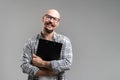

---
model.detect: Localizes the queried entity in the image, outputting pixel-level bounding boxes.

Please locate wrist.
[42,60,51,69]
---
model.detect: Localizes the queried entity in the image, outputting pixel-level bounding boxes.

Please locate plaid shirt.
[21,32,73,80]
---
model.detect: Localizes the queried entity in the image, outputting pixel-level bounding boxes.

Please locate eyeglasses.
[45,14,60,22]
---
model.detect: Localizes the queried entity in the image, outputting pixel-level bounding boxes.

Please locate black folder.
[36,39,63,61]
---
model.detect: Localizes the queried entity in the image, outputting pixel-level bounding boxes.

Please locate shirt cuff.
[33,67,40,76]
[50,60,60,74]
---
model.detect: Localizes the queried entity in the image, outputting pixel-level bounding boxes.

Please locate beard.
[44,27,54,33]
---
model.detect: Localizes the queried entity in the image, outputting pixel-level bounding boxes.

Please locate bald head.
[46,9,60,19]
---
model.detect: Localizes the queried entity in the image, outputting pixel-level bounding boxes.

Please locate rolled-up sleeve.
[21,39,39,77]
[50,37,73,73]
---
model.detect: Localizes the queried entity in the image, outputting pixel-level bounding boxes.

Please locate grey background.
[0,0,120,80]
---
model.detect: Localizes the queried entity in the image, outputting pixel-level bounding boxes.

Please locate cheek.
[43,20,48,24]
[43,18,46,22]
[53,23,57,27]
[42,17,47,23]
[55,22,59,26]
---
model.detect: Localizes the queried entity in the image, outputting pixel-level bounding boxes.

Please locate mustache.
[45,22,55,27]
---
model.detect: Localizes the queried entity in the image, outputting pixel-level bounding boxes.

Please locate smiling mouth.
[46,22,55,27]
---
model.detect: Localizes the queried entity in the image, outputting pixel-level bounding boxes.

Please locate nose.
[49,18,54,22]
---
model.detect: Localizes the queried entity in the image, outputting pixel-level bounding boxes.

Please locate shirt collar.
[37,32,57,41]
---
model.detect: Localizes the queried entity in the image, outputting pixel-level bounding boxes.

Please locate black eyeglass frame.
[44,14,60,22]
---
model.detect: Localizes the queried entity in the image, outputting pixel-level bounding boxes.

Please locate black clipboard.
[36,39,63,61]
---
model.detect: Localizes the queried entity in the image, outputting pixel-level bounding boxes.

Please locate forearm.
[21,62,39,76]
[40,54,72,74]
[41,60,52,70]
[50,58,72,73]
[35,69,56,77]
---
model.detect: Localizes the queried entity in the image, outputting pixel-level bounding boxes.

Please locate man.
[21,9,73,80]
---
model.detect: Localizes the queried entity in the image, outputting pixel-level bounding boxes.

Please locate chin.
[44,27,54,33]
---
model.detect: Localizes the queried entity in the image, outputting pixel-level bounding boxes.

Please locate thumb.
[32,54,37,58]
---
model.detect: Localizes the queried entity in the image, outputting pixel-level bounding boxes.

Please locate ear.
[42,15,45,22]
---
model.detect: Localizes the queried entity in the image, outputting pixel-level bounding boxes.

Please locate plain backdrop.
[0,0,120,80]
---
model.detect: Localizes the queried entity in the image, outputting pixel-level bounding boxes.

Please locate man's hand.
[32,54,52,69]
[32,54,56,77]
[32,54,44,67]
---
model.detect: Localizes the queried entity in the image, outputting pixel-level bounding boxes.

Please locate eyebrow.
[45,14,60,19]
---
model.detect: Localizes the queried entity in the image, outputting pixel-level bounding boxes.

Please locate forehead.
[46,10,60,19]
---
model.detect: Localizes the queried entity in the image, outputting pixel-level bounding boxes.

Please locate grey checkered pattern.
[21,32,73,80]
